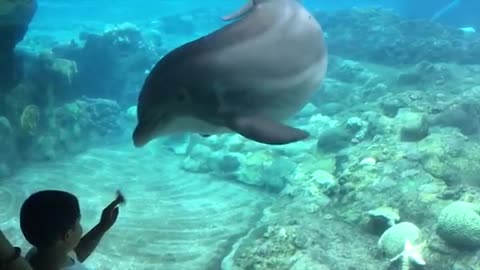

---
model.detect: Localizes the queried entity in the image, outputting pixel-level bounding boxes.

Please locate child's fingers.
[105,199,121,212]
[112,207,119,218]
[105,191,125,210]
[115,190,126,204]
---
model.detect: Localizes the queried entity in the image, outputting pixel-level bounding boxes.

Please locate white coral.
[389,240,426,270]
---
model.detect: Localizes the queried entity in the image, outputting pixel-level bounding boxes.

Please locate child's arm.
[74,224,105,262]
[75,191,125,262]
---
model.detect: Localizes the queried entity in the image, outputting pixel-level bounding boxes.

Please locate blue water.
[33,0,373,19]
[2,0,480,269]
[24,0,480,52]
[31,0,480,27]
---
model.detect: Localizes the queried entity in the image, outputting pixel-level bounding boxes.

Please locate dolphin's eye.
[177,92,187,103]
[177,88,190,103]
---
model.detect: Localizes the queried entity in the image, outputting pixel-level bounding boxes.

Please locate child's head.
[20,190,83,251]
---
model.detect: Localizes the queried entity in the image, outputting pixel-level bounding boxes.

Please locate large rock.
[0,0,37,52]
[0,116,19,177]
[0,0,37,88]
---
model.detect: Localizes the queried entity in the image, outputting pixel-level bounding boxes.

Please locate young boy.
[19,190,125,270]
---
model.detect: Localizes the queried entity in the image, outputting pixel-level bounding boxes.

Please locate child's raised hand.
[98,190,125,232]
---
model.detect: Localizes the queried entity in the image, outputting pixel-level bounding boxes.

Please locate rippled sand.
[0,143,272,270]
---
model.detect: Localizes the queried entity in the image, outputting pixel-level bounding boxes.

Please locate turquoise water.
[2,1,480,269]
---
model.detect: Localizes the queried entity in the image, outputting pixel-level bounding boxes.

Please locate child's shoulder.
[63,251,90,270]
[26,248,89,270]
[25,247,37,262]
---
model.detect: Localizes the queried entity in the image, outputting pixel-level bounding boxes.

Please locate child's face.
[63,218,83,251]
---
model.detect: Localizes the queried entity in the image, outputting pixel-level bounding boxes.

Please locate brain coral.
[436,201,480,249]
[20,104,40,135]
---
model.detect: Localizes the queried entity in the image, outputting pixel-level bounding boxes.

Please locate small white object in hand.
[389,240,426,270]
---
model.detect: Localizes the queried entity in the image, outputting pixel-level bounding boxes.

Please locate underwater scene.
[1,0,480,269]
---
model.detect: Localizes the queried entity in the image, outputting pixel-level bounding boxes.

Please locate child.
[19,190,125,270]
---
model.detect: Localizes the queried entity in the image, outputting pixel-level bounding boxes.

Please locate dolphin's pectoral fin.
[226,115,309,145]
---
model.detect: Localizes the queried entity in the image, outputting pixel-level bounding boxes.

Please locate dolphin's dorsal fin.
[221,0,255,21]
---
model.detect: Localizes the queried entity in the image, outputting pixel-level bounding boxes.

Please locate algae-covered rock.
[0,116,18,177]
[311,170,337,193]
[429,105,478,135]
[26,135,57,160]
[316,126,352,153]
[223,224,298,270]
[0,116,13,138]
[52,23,154,104]
[397,111,429,142]
[379,97,406,118]
[417,131,480,186]
[33,52,78,102]
[22,97,124,161]
[436,201,480,249]
[20,104,40,136]
[289,255,330,270]
[346,116,369,142]
[4,82,37,125]
[328,59,376,84]
[236,152,295,191]
[181,144,214,173]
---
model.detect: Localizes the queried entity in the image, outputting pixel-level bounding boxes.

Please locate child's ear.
[63,229,74,241]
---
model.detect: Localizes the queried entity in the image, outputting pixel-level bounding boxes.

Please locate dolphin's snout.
[132,112,171,148]
[132,124,150,148]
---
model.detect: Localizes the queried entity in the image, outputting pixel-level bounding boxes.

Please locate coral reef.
[0,20,158,176]
[20,104,40,136]
[51,23,158,105]
[315,8,480,65]
[436,201,480,249]
[23,97,125,160]
[31,51,79,104]
[183,12,480,267]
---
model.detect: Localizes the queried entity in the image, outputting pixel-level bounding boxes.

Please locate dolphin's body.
[133,0,328,147]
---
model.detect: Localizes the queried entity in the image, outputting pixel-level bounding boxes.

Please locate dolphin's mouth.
[155,112,170,123]
[132,112,171,147]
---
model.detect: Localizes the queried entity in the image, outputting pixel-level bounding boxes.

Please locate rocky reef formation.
[0,0,37,88]
[315,8,480,66]
[0,22,158,177]
[0,0,36,51]
[167,28,480,269]
[52,23,159,105]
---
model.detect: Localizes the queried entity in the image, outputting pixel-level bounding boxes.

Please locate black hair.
[20,190,81,248]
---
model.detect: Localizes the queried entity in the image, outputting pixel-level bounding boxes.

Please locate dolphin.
[132,0,328,148]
